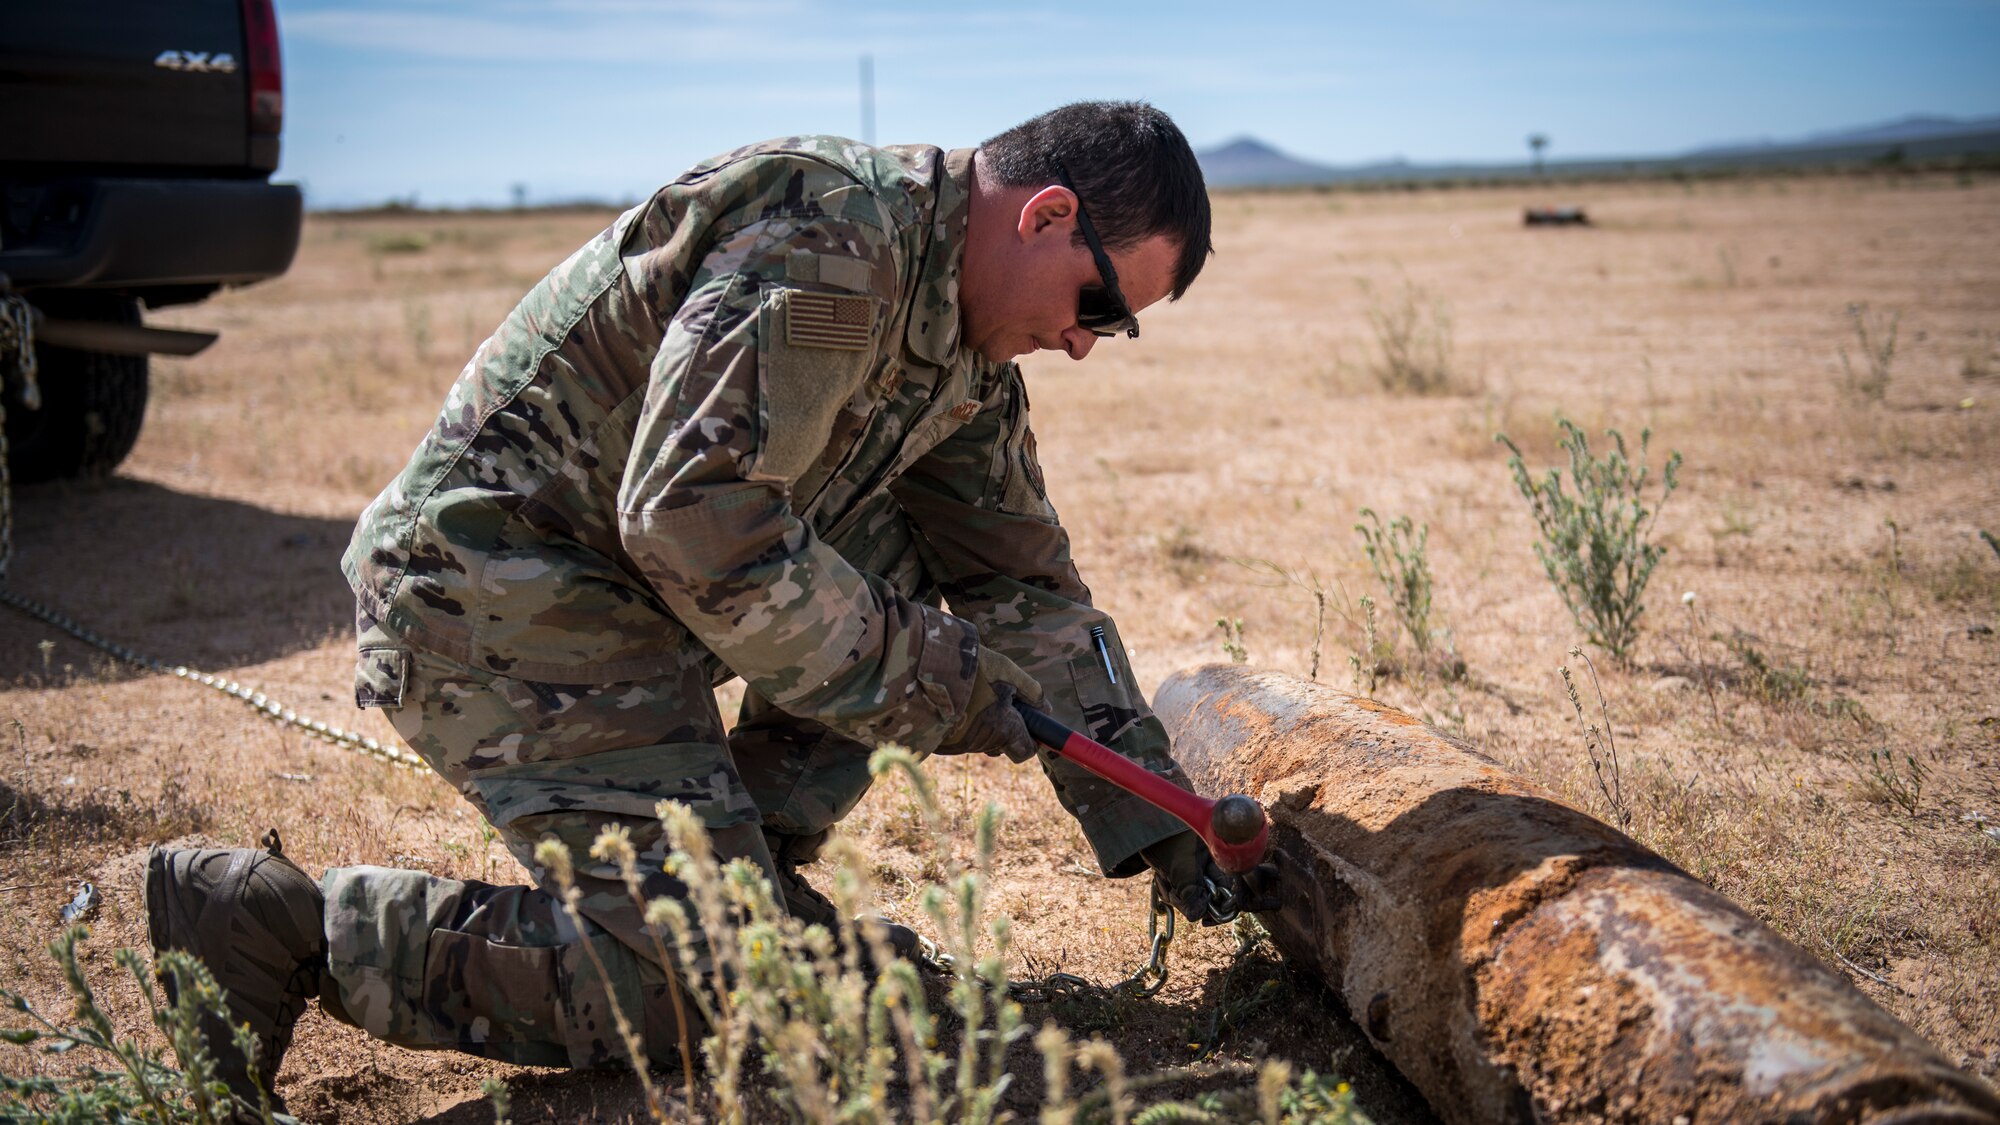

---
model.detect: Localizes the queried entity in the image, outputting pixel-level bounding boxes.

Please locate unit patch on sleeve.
[787,291,874,350]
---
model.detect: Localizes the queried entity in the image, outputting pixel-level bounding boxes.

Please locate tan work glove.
[934,647,1046,762]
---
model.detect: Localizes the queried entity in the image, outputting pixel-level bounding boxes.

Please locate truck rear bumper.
[0,178,301,290]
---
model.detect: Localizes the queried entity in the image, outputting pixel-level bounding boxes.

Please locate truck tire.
[5,294,150,483]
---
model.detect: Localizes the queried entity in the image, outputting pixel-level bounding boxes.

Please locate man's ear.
[1016,184,1078,242]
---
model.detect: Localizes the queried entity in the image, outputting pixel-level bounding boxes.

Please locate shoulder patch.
[788,292,873,350]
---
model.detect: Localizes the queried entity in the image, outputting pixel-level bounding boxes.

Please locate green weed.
[1720,632,1873,727]
[1722,632,1812,705]
[1856,748,1927,817]
[1354,509,1440,661]
[1216,618,1249,665]
[1,927,277,1124]
[1498,419,1682,662]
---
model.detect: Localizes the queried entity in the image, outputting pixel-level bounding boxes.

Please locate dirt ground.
[2,170,1996,1122]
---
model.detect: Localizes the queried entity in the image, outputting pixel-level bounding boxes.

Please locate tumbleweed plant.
[1362,277,1455,395]
[1498,419,1682,662]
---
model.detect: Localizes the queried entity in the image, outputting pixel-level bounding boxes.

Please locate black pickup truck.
[1,0,301,481]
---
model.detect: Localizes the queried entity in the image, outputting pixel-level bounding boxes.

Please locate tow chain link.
[1,290,1177,989]
[0,293,33,579]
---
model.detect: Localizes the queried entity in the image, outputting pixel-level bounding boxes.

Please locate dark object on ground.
[1,0,301,480]
[1156,663,2000,1125]
[1524,206,1590,226]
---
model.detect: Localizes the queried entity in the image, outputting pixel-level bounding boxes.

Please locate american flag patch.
[787,291,873,351]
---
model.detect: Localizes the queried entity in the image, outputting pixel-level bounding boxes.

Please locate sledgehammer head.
[1212,794,1265,845]
[1207,793,1271,874]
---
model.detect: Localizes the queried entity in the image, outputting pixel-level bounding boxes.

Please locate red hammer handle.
[1013,702,1270,874]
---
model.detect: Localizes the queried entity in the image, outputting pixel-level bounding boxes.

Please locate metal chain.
[918,881,1176,1003]
[0,294,425,771]
[0,582,426,769]
[0,293,34,585]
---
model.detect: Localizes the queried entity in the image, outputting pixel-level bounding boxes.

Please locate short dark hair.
[979,101,1212,301]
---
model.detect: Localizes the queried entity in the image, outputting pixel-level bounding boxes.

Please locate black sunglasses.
[1052,158,1139,339]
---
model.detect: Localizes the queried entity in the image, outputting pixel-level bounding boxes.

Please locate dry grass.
[3,172,1998,1120]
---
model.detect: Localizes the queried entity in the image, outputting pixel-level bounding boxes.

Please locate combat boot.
[764,828,920,966]
[144,829,327,1120]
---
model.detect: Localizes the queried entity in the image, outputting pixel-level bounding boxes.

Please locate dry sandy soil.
[3,171,1997,1122]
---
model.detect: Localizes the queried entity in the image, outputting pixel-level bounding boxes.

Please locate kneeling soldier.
[146,100,1273,1112]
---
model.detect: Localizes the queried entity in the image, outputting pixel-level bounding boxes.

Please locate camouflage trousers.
[322,625,893,1069]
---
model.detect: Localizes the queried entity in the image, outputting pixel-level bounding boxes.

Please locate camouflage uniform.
[330,138,1191,1067]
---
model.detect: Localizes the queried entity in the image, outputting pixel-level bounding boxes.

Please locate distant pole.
[860,53,876,146]
[1528,133,1549,176]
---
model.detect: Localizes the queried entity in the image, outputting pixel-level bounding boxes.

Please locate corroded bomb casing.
[1155,664,1998,1125]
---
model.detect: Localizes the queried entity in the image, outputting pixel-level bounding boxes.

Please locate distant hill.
[1198,113,2000,188]
[1689,113,2000,156]
[1196,137,1339,188]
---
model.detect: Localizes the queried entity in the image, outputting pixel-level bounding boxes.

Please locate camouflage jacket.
[344,138,1189,873]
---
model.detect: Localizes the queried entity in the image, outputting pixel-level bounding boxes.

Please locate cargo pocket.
[419,930,571,1068]
[1064,620,1142,746]
[355,646,410,710]
[555,932,664,1069]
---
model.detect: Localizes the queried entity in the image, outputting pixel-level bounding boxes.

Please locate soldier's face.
[961,185,1179,365]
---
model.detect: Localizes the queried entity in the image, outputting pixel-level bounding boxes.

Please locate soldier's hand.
[1139,830,1282,926]
[934,648,1046,763]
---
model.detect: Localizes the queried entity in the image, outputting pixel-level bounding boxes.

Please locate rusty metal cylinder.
[1155,665,1998,1124]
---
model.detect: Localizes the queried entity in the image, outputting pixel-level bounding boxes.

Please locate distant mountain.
[1197,137,1341,188]
[1690,113,2000,156]
[1198,113,2000,189]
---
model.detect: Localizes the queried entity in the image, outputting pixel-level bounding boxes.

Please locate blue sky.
[278,0,2000,208]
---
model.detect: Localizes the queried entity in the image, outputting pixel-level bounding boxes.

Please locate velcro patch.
[787,292,873,350]
[818,255,873,294]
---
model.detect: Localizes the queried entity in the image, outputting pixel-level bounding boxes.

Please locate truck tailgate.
[1,0,253,172]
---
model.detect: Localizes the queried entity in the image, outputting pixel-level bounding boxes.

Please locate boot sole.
[143,846,180,1004]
